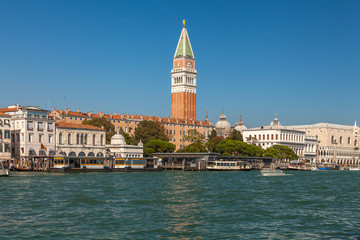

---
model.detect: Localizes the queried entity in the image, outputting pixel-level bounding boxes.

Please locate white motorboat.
[0,160,10,177]
[348,167,360,171]
[260,167,285,176]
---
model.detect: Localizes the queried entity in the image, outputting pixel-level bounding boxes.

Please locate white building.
[56,121,106,157]
[0,112,11,160]
[0,105,56,161]
[105,131,143,158]
[242,116,317,161]
[288,122,360,166]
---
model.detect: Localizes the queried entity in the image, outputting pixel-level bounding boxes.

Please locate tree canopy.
[134,120,168,145]
[230,129,243,141]
[82,117,115,144]
[145,139,175,155]
[177,142,208,153]
[272,145,298,160]
[215,139,264,157]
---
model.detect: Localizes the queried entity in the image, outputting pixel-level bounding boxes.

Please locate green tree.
[205,136,224,152]
[264,147,280,158]
[183,129,205,144]
[83,117,115,144]
[134,120,168,145]
[230,129,243,141]
[146,139,175,154]
[177,142,208,153]
[272,145,298,160]
[215,139,264,157]
[208,129,217,141]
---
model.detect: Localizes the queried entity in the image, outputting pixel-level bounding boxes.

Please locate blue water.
[1,171,360,239]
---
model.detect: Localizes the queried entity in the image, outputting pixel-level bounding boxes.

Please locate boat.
[260,167,285,176]
[51,156,110,172]
[0,160,10,176]
[348,167,360,171]
[112,157,163,172]
[206,160,251,171]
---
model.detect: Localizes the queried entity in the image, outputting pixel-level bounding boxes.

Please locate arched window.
[80,134,84,145]
[69,151,76,156]
[78,152,85,156]
[59,133,62,145]
[59,151,66,156]
[331,136,334,143]
[97,152,104,157]
[85,134,88,145]
[348,137,351,144]
[340,136,343,144]
[271,134,274,140]
[100,135,104,146]
[88,152,95,157]
[68,133,71,145]
[275,134,278,140]
[93,134,96,146]
[258,135,261,140]
[76,134,80,145]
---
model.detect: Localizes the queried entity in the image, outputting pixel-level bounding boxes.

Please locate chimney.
[65,108,69,115]
[77,108,80,113]
[115,112,117,115]
[52,107,55,112]
[88,111,93,117]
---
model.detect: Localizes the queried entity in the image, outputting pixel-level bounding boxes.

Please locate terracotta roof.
[56,121,104,131]
[0,112,10,116]
[52,108,213,127]
[0,107,18,112]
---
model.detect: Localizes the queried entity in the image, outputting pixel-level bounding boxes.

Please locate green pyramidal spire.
[174,20,194,58]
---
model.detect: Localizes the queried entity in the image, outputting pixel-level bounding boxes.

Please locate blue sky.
[1,0,359,127]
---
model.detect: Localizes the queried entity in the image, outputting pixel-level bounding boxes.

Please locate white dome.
[111,133,126,145]
[215,113,231,137]
[235,124,247,132]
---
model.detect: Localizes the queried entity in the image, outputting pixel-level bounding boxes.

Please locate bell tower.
[171,20,197,120]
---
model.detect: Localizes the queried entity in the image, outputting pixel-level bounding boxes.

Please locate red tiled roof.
[52,108,213,127]
[0,107,18,112]
[0,112,10,116]
[56,121,104,131]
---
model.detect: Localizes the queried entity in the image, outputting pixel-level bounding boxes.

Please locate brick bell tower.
[171,20,197,120]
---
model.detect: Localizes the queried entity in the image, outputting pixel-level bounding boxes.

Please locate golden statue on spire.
[183,19,186,27]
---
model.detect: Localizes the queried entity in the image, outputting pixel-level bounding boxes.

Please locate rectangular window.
[16,134,20,143]
[0,143,2,152]
[0,130,2,139]
[4,130,10,139]
[48,123,53,132]
[49,135,53,143]
[21,133,24,142]
[174,130,176,135]
[5,143,10,153]
[27,121,34,130]
[29,134,33,142]
[39,134,43,143]
[38,122,44,131]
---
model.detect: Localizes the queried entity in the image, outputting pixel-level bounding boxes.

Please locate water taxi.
[206,160,251,171]
[112,157,163,172]
[0,160,10,176]
[260,167,285,176]
[51,156,109,172]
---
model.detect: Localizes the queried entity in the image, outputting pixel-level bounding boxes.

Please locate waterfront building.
[55,121,106,157]
[215,111,231,138]
[171,20,197,121]
[50,108,213,150]
[288,122,360,166]
[0,112,11,160]
[0,105,56,162]
[105,131,143,158]
[242,116,317,161]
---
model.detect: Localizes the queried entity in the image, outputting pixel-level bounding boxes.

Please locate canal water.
[1,171,360,239]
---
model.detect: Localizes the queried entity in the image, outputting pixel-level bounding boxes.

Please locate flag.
[41,143,47,151]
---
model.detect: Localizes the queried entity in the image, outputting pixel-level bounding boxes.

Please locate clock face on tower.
[187,62,192,68]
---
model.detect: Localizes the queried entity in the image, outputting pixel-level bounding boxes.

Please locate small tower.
[171,20,197,120]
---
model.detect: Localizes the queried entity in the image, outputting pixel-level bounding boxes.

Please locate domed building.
[234,115,247,133]
[215,111,231,138]
[106,130,143,158]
